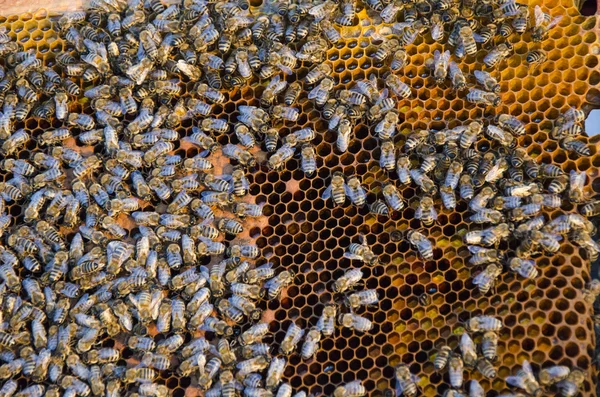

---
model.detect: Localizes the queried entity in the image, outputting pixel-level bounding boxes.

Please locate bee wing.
[198,236,216,245]
[277,64,293,76]
[307,86,321,100]
[265,75,281,90]
[473,70,487,84]
[219,174,233,182]
[433,49,441,65]
[472,269,491,286]
[534,5,545,27]
[547,14,563,28]
[392,22,411,31]
[467,245,488,254]
[395,379,405,397]
[521,360,535,379]
[343,252,364,261]
[473,32,485,43]
[237,105,255,116]
[441,50,451,64]
[322,185,333,200]
[378,88,389,103]
[505,375,527,389]
[369,31,385,42]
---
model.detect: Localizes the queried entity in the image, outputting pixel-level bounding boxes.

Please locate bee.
[196,83,226,104]
[334,118,353,153]
[322,172,347,205]
[343,176,366,207]
[429,12,445,41]
[395,365,419,397]
[527,49,547,67]
[458,332,477,368]
[385,74,412,99]
[379,183,404,212]
[283,82,302,106]
[336,311,373,334]
[447,355,464,388]
[265,356,286,389]
[344,234,379,266]
[532,5,563,42]
[196,356,221,390]
[467,88,501,106]
[426,49,450,85]
[408,230,434,260]
[375,112,399,140]
[305,64,332,84]
[264,270,294,300]
[272,105,300,122]
[309,304,337,340]
[334,380,367,397]
[222,144,257,168]
[290,325,320,361]
[448,61,467,91]
[569,170,587,203]
[279,322,304,356]
[483,43,512,68]
[268,143,295,171]
[561,136,590,157]
[237,355,271,380]
[308,78,335,107]
[261,75,287,107]
[415,196,437,226]
[295,143,318,177]
[347,289,379,309]
[556,370,585,397]
[476,358,497,379]
[375,140,397,172]
[434,346,452,371]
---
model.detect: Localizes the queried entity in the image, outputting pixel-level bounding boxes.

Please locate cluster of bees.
[371,0,563,104]
[505,361,585,397]
[432,315,502,397]
[0,0,593,393]
[326,106,597,300]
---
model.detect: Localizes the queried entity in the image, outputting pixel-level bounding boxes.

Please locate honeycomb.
[0,0,598,396]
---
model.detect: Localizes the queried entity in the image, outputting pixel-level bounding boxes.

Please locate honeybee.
[434,346,452,371]
[261,75,288,107]
[323,172,347,205]
[467,88,501,106]
[407,230,434,260]
[298,144,317,177]
[280,322,304,355]
[556,370,585,397]
[308,78,335,107]
[506,360,543,397]
[427,49,450,85]
[336,119,353,153]
[264,270,294,300]
[317,304,337,337]
[483,43,512,68]
[344,235,379,266]
[346,289,379,309]
[532,5,563,41]
[415,196,437,226]
[267,143,294,171]
[385,74,412,99]
[222,144,257,168]
[459,332,477,367]
[395,365,419,397]
[338,313,373,333]
[334,380,367,397]
[265,357,286,389]
[527,49,547,67]
[344,176,366,207]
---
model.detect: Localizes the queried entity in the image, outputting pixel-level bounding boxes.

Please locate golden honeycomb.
[0,0,598,396]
